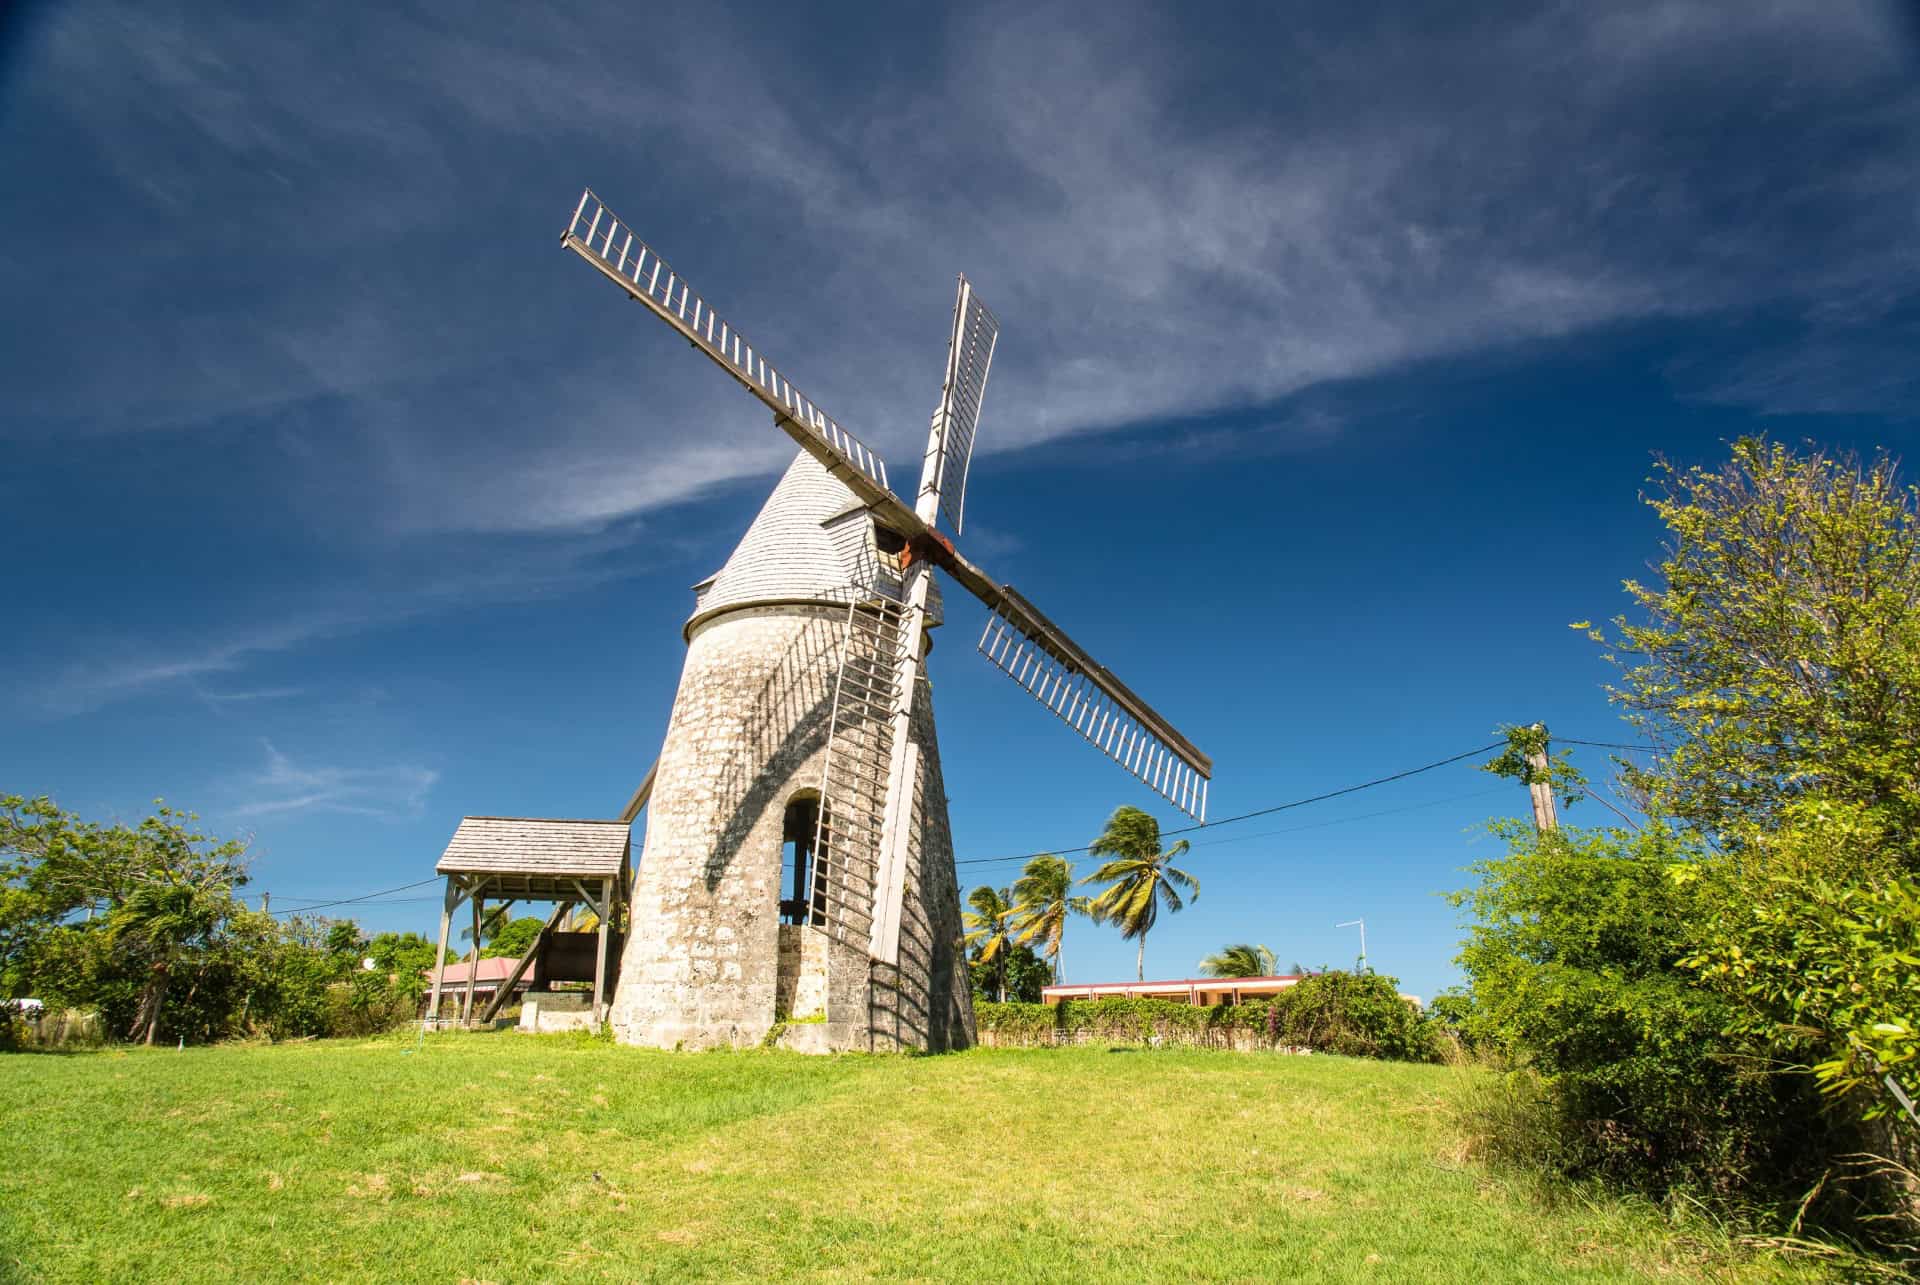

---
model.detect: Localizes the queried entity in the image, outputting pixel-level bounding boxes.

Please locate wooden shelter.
[427,817,632,1029]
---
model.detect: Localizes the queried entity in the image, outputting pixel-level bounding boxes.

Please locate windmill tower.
[561,191,1212,1052]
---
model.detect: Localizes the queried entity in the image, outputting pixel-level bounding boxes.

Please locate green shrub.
[319,974,416,1038]
[1457,825,1762,1185]
[973,984,1437,1061]
[974,997,1250,1046]
[973,1000,1055,1041]
[1452,820,1885,1229]
[1267,972,1438,1061]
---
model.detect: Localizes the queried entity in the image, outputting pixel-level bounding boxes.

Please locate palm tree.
[460,903,513,949]
[962,885,1019,1002]
[1199,943,1277,978]
[105,871,231,1045]
[1010,854,1092,984]
[1080,805,1199,982]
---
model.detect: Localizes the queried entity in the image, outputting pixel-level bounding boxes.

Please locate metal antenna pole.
[1336,918,1367,974]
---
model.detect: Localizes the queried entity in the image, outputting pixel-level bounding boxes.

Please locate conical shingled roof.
[688,450,942,636]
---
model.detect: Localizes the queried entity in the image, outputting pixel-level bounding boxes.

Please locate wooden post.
[593,876,612,1027]
[460,891,483,1028]
[426,877,462,1030]
[480,901,572,1025]
[1526,722,1559,832]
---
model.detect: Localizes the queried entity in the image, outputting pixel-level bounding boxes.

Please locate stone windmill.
[561,190,1212,1052]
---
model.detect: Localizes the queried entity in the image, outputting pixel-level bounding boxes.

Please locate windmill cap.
[685,450,942,638]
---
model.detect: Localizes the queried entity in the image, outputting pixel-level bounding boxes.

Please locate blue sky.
[4,1,1918,1000]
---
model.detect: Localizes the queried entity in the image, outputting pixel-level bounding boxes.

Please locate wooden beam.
[460,894,483,1028]
[593,876,612,1026]
[479,901,573,1025]
[570,878,609,922]
[618,760,657,825]
[425,876,464,1030]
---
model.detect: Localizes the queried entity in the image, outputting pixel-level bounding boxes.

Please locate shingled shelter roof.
[436,817,630,878]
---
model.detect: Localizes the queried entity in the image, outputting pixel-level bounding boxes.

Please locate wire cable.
[956,741,1505,867]
[1558,738,1657,753]
[251,734,1644,897]
[265,876,440,916]
[956,784,1512,868]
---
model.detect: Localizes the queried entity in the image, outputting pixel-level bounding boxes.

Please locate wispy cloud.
[14,525,659,718]
[30,613,352,719]
[194,685,306,706]
[7,0,1916,539]
[1676,316,1920,419]
[4,0,1917,723]
[227,740,437,819]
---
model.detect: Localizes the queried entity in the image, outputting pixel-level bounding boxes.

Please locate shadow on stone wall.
[701,606,844,896]
[866,679,974,1053]
[694,585,975,1053]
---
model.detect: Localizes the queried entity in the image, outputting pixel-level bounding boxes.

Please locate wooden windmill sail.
[561,189,1211,1012]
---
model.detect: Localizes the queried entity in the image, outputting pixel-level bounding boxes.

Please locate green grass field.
[0,1035,1841,1282]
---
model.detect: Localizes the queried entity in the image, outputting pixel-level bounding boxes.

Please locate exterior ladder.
[809,597,908,947]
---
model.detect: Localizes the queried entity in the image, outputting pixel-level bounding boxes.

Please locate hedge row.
[974,996,1275,1049]
[974,974,1441,1062]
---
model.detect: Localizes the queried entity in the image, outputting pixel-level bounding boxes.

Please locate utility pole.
[1336,919,1368,974]
[261,892,270,914]
[1526,722,1559,832]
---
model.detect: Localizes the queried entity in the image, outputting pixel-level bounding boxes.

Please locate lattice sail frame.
[560,185,1213,840]
[917,279,998,535]
[978,599,1209,821]
[563,190,891,495]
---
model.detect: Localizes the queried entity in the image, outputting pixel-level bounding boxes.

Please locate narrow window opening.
[780,796,824,926]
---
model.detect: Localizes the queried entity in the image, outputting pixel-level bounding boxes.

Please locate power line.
[1175,785,1511,851]
[249,733,1643,901]
[957,784,1512,869]
[265,877,440,916]
[956,741,1505,868]
[1168,742,1508,835]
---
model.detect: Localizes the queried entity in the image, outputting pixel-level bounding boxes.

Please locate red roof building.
[1042,975,1424,1008]
[1041,975,1305,1007]
[421,956,531,996]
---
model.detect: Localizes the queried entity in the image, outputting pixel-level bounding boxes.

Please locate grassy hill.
[0,1035,1841,1282]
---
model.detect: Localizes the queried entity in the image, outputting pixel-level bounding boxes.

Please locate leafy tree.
[1425,989,1475,1039]
[1010,854,1091,983]
[1450,821,1814,1199]
[324,920,367,962]
[962,886,1018,1002]
[1081,806,1198,982]
[460,902,514,949]
[1592,439,1920,858]
[1455,439,1920,1243]
[368,930,443,979]
[0,800,254,1045]
[106,865,238,1044]
[969,940,1049,1004]
[1678,798,1920,1129]
[481,915,545,960]
[2,795,175,991]
[0,796,420,1044]
[1199,943,1276,978]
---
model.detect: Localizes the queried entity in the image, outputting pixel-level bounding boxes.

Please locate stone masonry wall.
[775,924,829,1020]
[610,601,974,1052]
